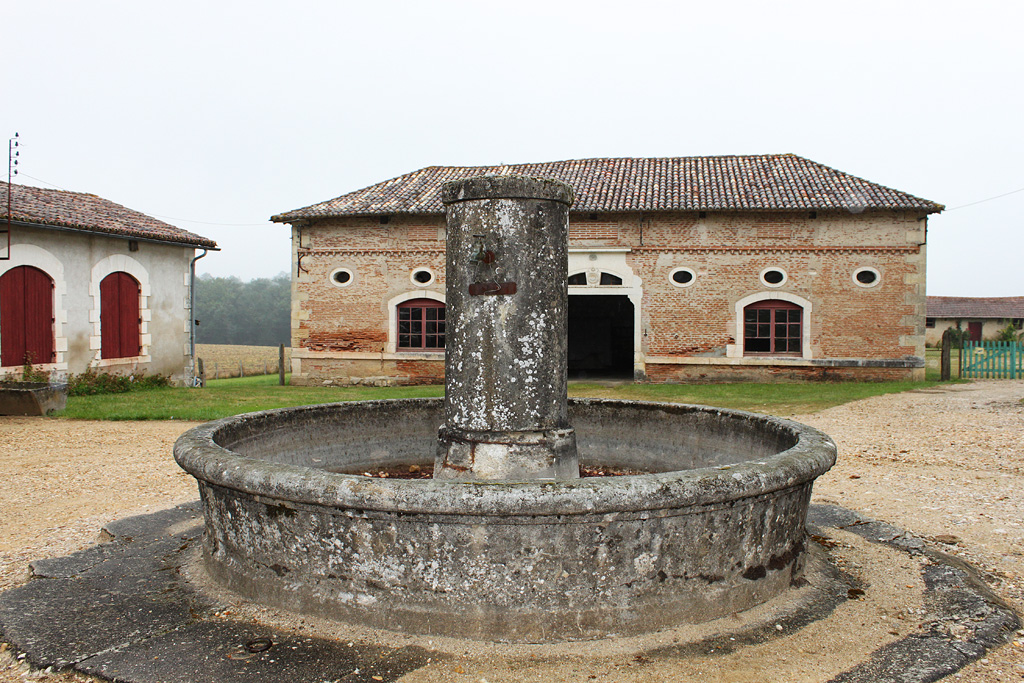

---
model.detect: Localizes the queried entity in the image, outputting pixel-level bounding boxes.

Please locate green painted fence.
[962,341,1024,379]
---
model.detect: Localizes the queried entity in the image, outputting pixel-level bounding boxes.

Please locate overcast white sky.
[4,1,1022,296]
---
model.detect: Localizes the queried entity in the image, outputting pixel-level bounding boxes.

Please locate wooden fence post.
[279,344,286,386]
[197,357,206,388]
[940,328,952,381]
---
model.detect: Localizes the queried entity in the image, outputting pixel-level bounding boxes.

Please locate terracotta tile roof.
[1,182,217,248]
[272,155,943,221]
[927,296,1024,319]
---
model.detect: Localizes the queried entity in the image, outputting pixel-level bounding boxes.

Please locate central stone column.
[434,175,579,481]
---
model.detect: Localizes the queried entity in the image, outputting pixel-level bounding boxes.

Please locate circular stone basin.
[174,398,836,643]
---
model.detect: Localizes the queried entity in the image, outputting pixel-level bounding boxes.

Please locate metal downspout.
[189,249,208,383]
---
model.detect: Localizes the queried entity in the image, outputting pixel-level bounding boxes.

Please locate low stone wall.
[195,344,292,380]
[289,356,444,386]
[290,354,925,385]
[646,360,925,383]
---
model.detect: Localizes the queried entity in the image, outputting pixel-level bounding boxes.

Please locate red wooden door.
[100,272,141,359]
[0,266,55,366]
[968,321,983,343]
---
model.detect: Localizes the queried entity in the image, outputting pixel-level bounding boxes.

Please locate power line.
[945,185,1024,211]
[21,166,1019,222]
[147,215,272,227]
[17,173,68,192]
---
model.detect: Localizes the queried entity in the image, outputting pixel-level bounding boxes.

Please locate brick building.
[272,155,942,385]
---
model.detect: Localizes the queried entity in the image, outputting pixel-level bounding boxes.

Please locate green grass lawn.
[55,374,445,421]
[53,373,950,421]
[568,379,941,416]
[924,347,962,380]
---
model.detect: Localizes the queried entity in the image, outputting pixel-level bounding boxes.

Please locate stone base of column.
[434,426,579,481]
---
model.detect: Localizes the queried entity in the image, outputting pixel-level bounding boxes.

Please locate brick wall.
[290,216,447,384]
[646,363,916,383]
[289,210,927,385]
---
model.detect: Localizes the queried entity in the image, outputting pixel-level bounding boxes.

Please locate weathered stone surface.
[0,502,206,669]
[168,174,838,644]
[0,577,196,669]
[76,621,433,683]
[0,382,67,416]
[0,502,435,683]
[808,505,1022,683]
[174,397,837,642]
[436,175,578,481]
[3,502,1017,681]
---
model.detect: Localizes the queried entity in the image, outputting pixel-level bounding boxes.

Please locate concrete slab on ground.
[0,502,1018,683]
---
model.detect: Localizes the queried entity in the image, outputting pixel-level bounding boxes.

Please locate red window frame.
[397,298,445,350]
[743,300,803,356]
[100,271,141,359]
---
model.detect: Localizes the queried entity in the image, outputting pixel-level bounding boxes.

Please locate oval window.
[760,268,787,287]
[411,268,435,286]
[853,267,880,288]
[330,267,354,288]
[669,267,696,288]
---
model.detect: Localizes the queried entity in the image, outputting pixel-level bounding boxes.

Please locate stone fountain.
[174,175,837,642]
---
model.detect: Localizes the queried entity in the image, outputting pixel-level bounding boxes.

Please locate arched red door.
[100,271,141,359]
[0,266,55,367]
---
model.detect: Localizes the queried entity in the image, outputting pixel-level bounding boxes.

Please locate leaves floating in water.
[350,463,648,479]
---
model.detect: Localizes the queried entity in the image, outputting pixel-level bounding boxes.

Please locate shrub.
[995,323,1023,343]
[0,362,50,385]
[19,361,51,384]
[66,369,170,396]
[0,364,169,395]
[943,325,971,346]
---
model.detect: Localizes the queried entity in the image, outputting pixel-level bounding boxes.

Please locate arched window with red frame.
[743,300,802,356]
[397,298,445,350]
[100,271,141,359]
[0,265,55,366]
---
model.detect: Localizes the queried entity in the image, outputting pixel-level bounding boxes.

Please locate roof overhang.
[6,220,220,250]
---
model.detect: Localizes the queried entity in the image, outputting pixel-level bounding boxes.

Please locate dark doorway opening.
[568,295,634,379]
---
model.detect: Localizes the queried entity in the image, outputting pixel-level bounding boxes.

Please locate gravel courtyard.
[1,381,1022,682]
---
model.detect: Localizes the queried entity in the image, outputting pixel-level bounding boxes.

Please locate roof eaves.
[272,155,944,219]
[10,218,219,249]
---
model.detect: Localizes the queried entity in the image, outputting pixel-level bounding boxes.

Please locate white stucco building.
[925,296,1024,345]
[1,182,217,383]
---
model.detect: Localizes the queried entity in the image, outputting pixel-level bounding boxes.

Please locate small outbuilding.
[926,296,1024,344]
[1,182,217,383]
[272,155,942,385]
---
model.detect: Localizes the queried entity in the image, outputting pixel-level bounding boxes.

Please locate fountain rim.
[173,397,836,517]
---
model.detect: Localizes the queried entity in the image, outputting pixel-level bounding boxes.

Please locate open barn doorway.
[567,294,634,380]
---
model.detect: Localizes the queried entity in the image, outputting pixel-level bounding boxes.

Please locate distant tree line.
[194,273,290,346]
